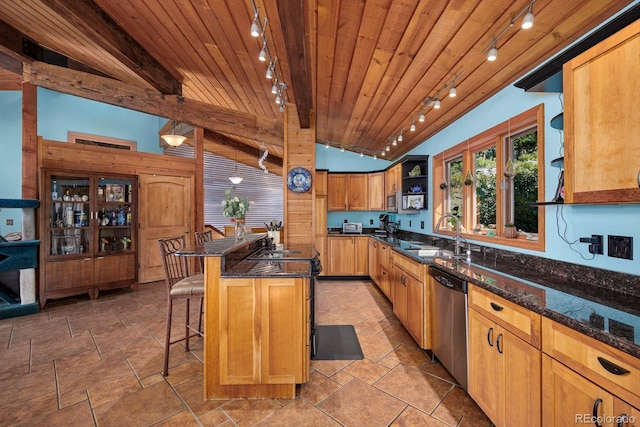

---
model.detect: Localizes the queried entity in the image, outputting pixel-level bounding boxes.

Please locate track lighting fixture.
[360,151,364,157]
[392,137,397,146]
[434,98,441,109]
[449,85,457,98]
[373,154,377,160]
[258,40,267,62]
[410,121,416,132]
[341,147,345,152]
[250,9,260,37]
[319,141,382,160]
[279,100,285,112]
[398,132,403,142]
[250,0,288,111]
[419,110,425,122]
[487,43,498,61]
[522,1,535,29]
[385,145,390,152]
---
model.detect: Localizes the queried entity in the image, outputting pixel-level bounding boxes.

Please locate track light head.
[398,133,403,142]
[449,85,457,98]
[271,81,278,94]
[258,40,267,62]
[419,111,425,122]
[488,46,498,61]
[410,122,416,132]
[423,97,436,107]
[266,65,273,79]
[251,20,260,37]
[434,98,441,109]
[522,10,534,29]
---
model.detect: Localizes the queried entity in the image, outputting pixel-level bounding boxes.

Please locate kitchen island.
[177,234,319,399]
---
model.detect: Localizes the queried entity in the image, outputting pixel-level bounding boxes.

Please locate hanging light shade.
[161,121,186,147]
[434,98,441,109]
[521,2,534,29]
[449,85,457,98]
[410,121,416,132]
[488,45,498,61]
[229,151,243,184]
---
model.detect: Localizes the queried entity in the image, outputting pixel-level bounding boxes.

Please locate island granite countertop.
[176,233,319,279]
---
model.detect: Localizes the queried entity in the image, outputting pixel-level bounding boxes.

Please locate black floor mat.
[311,325,364,360]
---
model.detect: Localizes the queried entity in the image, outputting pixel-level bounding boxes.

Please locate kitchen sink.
[405,248,456,259]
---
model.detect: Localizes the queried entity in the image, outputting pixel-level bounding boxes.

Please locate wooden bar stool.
[157,236,204,376]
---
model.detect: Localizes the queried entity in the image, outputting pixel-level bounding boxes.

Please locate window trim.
[432,104,546,251]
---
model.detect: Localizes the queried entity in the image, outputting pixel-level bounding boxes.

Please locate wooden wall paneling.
[39,138,196,177]
[283,102,315,246]
[22,82,38,199]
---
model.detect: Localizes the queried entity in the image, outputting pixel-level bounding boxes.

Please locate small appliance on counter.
[387,222,399,235]
[378,214,389,234]
[342,222,363,234]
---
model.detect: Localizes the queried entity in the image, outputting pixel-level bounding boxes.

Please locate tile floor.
[0,278,491,426]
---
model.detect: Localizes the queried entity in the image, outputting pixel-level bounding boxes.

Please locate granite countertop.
[369,235,640,359]
[176,234,318,279]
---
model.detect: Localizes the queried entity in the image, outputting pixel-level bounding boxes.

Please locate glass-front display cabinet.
[40,170,138,307]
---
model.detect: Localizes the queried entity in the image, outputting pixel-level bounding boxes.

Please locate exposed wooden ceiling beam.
[0,51,22,75]
[203,130,283,168]
[40,0,182,95]
[23,61,284,147]
[0,18,27,63]
[277,0,312,128]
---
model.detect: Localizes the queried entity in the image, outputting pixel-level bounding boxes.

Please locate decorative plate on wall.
[287,167,312,193]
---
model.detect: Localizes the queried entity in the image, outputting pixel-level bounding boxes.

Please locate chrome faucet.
[434,214,471,261]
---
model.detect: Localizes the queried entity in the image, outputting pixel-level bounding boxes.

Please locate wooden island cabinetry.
[39,170,137,307]
[467,284,541,427]
[541,318,639,426]
[564,19,640,203]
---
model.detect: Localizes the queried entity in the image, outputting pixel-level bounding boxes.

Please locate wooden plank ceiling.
[0,0,635,172]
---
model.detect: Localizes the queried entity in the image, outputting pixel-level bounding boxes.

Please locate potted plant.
[504,223,517,238]
[221,187,255,239]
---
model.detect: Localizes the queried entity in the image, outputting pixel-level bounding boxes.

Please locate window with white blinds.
[165,146,283,229]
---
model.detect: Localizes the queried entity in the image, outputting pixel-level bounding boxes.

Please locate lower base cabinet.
[218,277,307,386]
[541,318,639,427]
[326,236,368,275]
[392,253,428,348]
[467,284,541,427]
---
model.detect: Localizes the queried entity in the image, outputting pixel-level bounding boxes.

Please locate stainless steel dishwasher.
[429,265,468,390]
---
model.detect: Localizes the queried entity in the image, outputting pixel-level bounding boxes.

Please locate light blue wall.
[323,84,640,276]
[316,145,391,172]
[0,88,165,234]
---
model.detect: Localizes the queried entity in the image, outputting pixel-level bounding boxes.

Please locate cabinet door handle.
[597,356,630,376]
[593,398,603,427]
[490,302,503,311]
[400,274,406,286]
[496,333,503,354]
[617,414,628,427]
[487,327,494,347]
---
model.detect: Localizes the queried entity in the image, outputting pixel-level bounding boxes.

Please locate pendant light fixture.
[161,120,186,147]
[229,151,244,184]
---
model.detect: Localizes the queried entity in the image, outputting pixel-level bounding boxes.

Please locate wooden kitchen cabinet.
[368,172,385,211]
[218,277,306,386]
[314,172,328,275]
[541,317,640,426]
[392,253,428,348]
[467,284,541,427]
[327,173,368,211]
[40,170,138,307]
[563,20,640,203]
[385,163,401,195]
[326,236,368,275]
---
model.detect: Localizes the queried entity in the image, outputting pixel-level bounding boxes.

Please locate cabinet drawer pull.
[597,356,630,376]
[593,398,603,427]
[496,333,503,354]
[490,302,504,311]
[487,327,494,347]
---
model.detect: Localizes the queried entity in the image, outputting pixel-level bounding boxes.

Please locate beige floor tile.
[374,364,454,414]
[0,390,58,426]
[153,409,200,426]
[220,398,283,426]
[299,370,342,405]
[0,362,56,408]
[390,405,451,426]
[341,357,390,384]
[256,398,341,426]
[31,330,96,367]
[93,381,185,426]
[433,386,491,425]
[87,373,142,407]
[317,378,406,427]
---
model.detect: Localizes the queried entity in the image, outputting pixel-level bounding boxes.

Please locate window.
[433,104,545,251]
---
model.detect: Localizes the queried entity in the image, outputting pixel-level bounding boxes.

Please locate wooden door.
[354,236,369,275]
[542,355,615,426]
[467,308,500,424]
[405,271,424,346]
[326,237,354,275]
[502,329,541,427]
[347,174,368,210]
[368,172,385,210]
[327,174,347,210]
[138,174,193,283]
[393,267,408,325]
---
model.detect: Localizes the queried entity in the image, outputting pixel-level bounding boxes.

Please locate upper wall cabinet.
[327,173,368,211]
[564,20,640,204]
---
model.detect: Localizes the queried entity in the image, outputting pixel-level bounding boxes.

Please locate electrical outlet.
[608,235,633,260]
[6,219,13,226]
[409,220,412,227]
[369,219,373,225]
[420,220,424,229]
